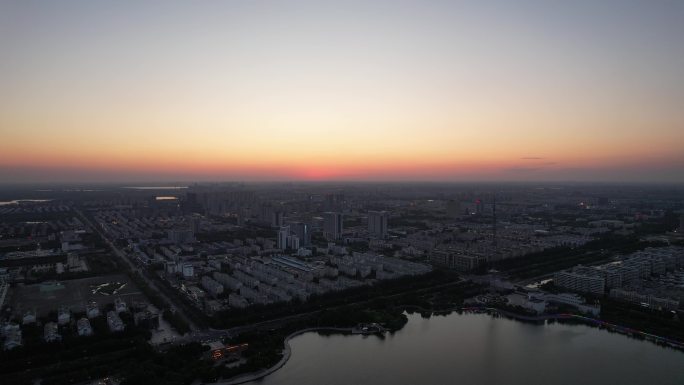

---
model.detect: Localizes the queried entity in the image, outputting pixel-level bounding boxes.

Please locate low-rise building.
[3,329,22,350]
[201,276,224,297]
[134,310,160,329]
[543,293,601,316]
[58,306,71,325]
[114,298,127,313]
[86,301,100,319]
[609,289,680,311]
[107,311,125,332]
[44,322,61,342]
[213,272,243,291]
[77,318,93,336]
[554,267,605,295]
[228,293,248,308]
[22,310,36,325]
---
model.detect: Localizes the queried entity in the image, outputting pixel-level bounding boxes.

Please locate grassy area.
[599,299,684,342]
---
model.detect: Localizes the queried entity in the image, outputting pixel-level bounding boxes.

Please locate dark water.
[250,312,684,385]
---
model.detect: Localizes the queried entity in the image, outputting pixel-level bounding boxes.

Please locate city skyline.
[3,2,684,384]
[2,1,684,183]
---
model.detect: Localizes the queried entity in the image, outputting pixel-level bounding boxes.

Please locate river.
[247,312,684,385]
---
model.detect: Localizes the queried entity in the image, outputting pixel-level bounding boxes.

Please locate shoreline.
[214,306,684,384]
[461,306,684,351]
[215,327,353,385]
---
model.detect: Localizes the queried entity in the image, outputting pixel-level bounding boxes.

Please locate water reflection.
[249,312,684,385]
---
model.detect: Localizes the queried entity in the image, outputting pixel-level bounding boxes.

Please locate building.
[290,222,311,246]
[506,292,546,314]
[213,272,243,291]
[554,267,606,295]
[58,306,71,325]
[201,276,224,297]
[134,310,160,329]
[277,226,290,250]
[453,254,486,272]
[86,301,100,319]
[368,211,389,239]
[609,289,680,311]
[115,297,127,313]
[44,322,61,342]
[77,318,93,336]
[206,341,249,360]
[593,265,623,289]
[107,311,125,332]
[22,310,36,325]
[287,235,300,250]
[3,329,22,350]
[228,293,248,308]
[323,212,343,241]
[2,323,22,350]
[430,250,485,272]
[182,263,194,278]
[168,229,195,244]
[543,293,601,316]
[207,341,227,360]
[272,211,284,227]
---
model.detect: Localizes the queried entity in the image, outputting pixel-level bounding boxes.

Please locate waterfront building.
[554,267,606,295]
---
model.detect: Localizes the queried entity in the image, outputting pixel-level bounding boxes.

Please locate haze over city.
[2,2,684,385]
[2,0,684,183]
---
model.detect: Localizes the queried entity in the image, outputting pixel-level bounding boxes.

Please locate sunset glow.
[1,1,683,183]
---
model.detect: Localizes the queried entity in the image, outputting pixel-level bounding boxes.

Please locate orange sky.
[1,1,683,183]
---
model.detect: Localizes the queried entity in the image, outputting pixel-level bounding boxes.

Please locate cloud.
[503,167,543,173]
[520,157,544,160]
[504,160,558,173]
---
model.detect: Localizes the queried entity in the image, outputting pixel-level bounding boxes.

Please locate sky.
[1,0,683,183]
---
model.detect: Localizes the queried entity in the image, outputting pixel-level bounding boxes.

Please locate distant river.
[122,186,187,190]
[0,199,52,205]
[249,312,684,385]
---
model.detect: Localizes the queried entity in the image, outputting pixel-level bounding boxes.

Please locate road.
[75,207,200,332]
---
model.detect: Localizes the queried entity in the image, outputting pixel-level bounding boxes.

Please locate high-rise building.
[290,222,311,246]
[323,212,343,241]
[277,226,290,250]
[287,235,300,250]
[272,211,284,227]
[189,215,202,233]
[368,210,389,239]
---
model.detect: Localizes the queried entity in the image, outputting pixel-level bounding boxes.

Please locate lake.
[248,312,684,385]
